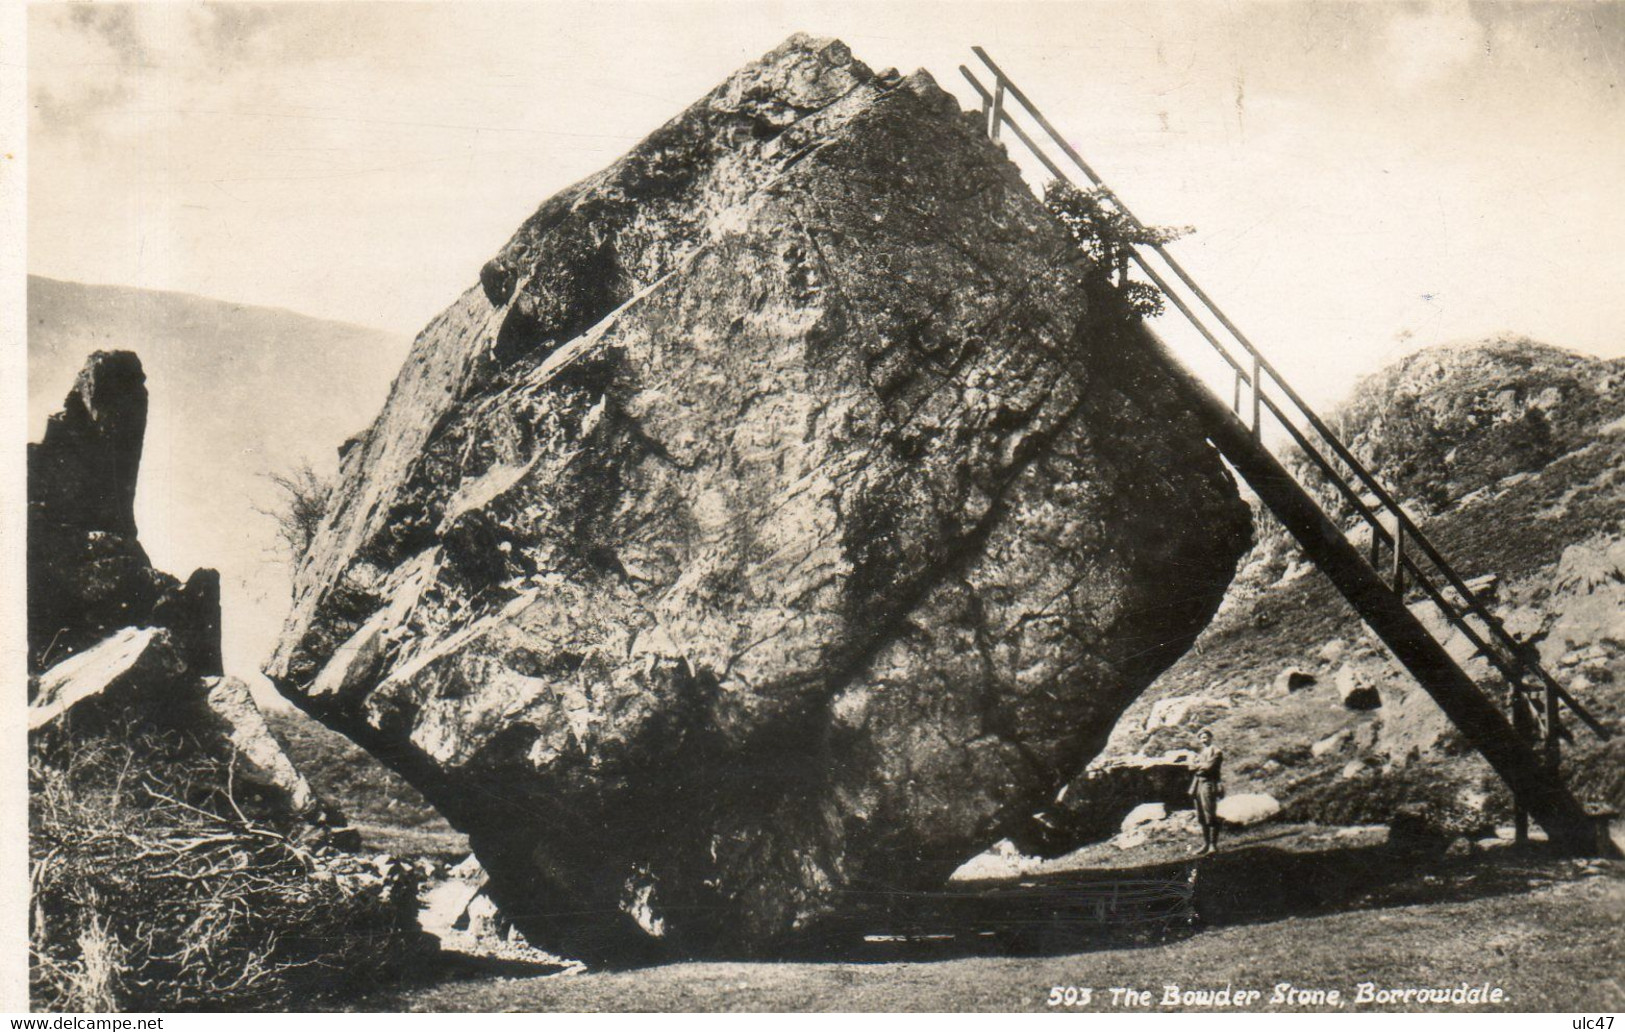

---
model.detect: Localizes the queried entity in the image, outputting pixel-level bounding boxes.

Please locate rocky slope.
[266,34,1252,961]
[1087,337,1625,843]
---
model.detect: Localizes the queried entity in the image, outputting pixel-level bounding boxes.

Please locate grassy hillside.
[265,708,467,859]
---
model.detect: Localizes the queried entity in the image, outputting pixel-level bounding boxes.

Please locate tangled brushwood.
[30,730,427,1011]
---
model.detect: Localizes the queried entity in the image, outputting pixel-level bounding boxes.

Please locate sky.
[26,1,1625,406]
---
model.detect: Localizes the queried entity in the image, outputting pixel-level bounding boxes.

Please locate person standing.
[1188,728,1224,855]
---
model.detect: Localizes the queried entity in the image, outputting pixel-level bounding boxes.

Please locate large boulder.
[267,34,1252,961]
[1032,754,1198,854]
[29,627,189,734]
[1548,534,1625,651]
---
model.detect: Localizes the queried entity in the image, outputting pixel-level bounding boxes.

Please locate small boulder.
[1311,728,1352,758]
[1389,801,1495,845]
[1577,661,1612,684]
[1272,667,1317,696]
[1340,759,1370,780]
[151,569,224,677]
[1216,793,1280,826]
[1351,719,1382,752]
[1145,696,1209,730]
[1336,664,1382,710]
[1462,573,1499,604]
[949,839,1032,882]
[1549,535,1625,648]
[1121,802,1167,832]
[1315,638,1348,664]
[1114,828,1150,851]
[458,890,513,942]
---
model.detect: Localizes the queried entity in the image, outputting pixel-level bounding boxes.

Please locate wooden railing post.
[1546,685,1563,773]
[1250,353,1262,439]
[1511,686,1533,844]
[1391,519,1405,595]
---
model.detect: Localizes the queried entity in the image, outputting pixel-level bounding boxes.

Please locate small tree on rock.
[1044,179,1192,319]
[258,461,331,565]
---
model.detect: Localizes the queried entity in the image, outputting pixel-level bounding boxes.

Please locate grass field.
[265,708,469,857]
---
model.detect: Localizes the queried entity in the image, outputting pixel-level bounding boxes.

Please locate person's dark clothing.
[1189,745,1224,854]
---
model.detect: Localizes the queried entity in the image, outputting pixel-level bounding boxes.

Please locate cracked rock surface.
[266,33,1251,961]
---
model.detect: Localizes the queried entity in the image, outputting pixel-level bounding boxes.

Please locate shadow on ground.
[777,831,1593,963]
[383,826,1604,992]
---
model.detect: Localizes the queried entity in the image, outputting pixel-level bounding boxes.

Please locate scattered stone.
[1216,793,1280,826]
[1121,802,1167,832]
[1340,759,1369,780]
[1315,638,1348,663]
[1336,664,1382,710]
[1311,728,1352,758]
[1272,667,1317,696]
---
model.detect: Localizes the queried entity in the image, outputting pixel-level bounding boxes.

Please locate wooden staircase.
[961,48,1613,855]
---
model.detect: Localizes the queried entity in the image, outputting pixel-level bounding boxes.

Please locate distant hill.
[28,276,413,697]
[1313,335,1624,515]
